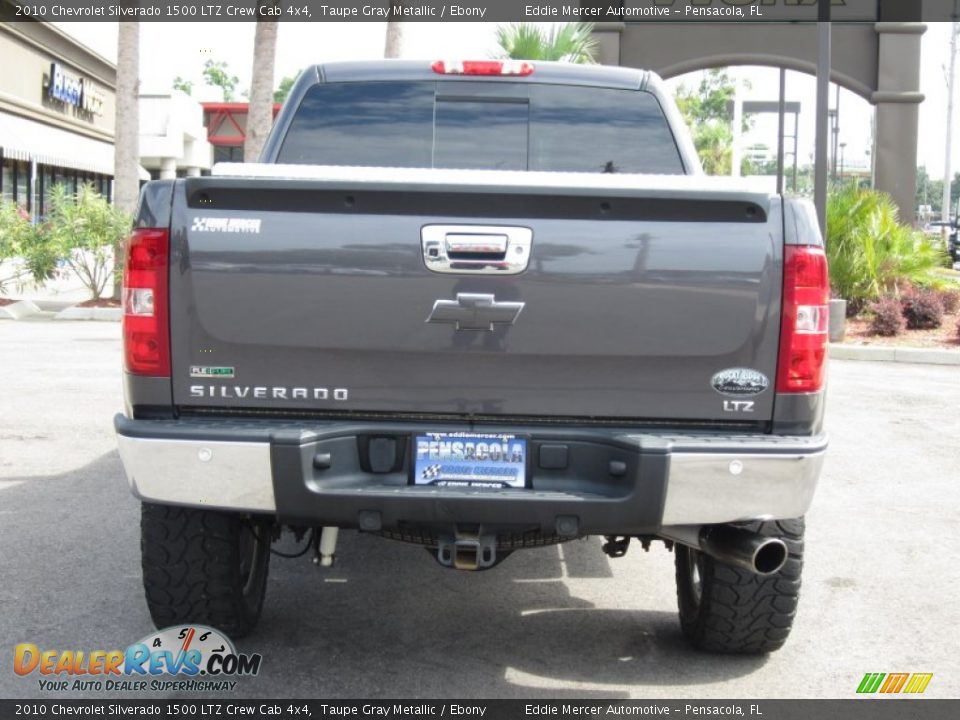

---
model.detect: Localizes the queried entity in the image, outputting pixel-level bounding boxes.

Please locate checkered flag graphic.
[421,464,443,481]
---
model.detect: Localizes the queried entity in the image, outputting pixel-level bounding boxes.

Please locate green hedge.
[826,185,945,314]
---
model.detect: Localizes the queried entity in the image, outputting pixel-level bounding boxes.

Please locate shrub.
[901,289,944,330]
[45,184,132,300]
[826,186,946,309]
[939,288,960,314]
[956,313,960,341]
[869,297,906,336]
[0,200,57,294]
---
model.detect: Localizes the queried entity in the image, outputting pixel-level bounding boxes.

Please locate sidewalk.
[830,343,960,366]
[1,264,119,320]
[2,259,92,303]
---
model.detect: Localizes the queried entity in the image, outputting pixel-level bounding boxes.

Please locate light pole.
[828,108,838,182]
[831,84,841,182]
[839,142,847,182]
[943,22,959,230]
[814,0,832,235]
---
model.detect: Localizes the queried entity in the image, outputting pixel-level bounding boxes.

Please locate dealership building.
[141,88,213,180]
[0,18,119,218]
[0,11,215,216]
[202,102,282,164]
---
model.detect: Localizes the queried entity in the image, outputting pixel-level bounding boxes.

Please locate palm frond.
[826,185,947,309]
[495,22,597,64]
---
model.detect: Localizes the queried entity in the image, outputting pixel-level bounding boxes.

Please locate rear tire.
[141,502,271,638]
[674,518,804,654]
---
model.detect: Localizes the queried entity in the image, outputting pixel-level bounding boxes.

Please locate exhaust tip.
[666,525,791,576]
[753,539,788,575]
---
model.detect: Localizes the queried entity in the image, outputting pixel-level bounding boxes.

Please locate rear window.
[277,81,685,174]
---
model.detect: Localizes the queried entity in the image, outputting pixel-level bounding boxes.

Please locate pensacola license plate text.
[414,432,526,489]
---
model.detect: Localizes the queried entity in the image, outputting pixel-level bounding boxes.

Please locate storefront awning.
[0,112,150,180]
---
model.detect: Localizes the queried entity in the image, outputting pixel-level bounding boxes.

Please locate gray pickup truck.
[115,60,828,654]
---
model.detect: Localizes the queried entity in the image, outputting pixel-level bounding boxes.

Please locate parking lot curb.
[0,300,43,320]
[831,343,960,365]
[53,307,122,322]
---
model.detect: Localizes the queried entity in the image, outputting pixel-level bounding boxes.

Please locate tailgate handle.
[446,234,508,256]
[422,225,532,275]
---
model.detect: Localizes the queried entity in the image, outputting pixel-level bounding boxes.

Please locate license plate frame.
[412,432,528,489]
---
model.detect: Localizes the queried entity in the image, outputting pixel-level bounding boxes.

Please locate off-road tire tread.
[141,503,269,638]
[675,518,804,654]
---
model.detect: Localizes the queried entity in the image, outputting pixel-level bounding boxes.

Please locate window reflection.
[278,81,684,174]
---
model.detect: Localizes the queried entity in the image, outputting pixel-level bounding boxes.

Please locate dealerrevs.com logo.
[14,625,262,693]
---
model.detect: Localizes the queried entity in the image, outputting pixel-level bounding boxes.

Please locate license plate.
[413,432,527,489]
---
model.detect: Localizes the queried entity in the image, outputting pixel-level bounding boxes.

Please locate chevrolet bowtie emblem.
[426,293,525,331]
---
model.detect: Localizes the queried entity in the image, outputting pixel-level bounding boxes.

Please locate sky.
[53,21,959,180]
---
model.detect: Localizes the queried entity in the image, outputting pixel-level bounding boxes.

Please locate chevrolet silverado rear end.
[115,60,828,654]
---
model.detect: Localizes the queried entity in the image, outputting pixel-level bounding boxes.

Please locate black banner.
[0,700,958,720]
[2,0,954,24]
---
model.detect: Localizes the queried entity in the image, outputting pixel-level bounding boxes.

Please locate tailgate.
[169,169,782,424]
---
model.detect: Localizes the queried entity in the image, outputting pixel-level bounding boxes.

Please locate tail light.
[776,245,830,393]
[122,228,170,376]
[431,60,534,76]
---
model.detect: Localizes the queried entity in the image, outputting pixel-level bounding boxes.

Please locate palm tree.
[495,22,597,64]
[826,185,946,312]
[244,3,279,163]
[384,2,405,58]
[113,21,139,298]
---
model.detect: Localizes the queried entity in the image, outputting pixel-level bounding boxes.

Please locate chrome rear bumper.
[116,415,826,530]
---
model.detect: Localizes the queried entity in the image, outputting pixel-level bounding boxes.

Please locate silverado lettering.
[188,386,348,401]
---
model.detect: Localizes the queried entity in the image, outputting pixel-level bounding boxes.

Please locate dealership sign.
[46,62,104,117]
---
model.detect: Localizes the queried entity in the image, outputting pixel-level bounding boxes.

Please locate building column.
[592,22,623,66]
[29,159,36,219]
[185,167,201,178]
[873,23,926,225]
[159,158,177,180]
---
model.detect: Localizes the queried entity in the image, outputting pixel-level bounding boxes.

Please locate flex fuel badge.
[190,366,235,379]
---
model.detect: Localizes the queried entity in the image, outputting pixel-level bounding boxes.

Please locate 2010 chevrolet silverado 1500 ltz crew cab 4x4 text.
[115,60,828,654]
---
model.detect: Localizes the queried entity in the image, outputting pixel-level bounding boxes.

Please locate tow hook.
[602,536,631,558]
[437,527,497,571]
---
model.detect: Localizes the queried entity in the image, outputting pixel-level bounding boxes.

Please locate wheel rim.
[239,522,265,596]
[687,549,705,607]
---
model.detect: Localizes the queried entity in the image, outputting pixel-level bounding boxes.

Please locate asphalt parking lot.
[1,319,959,700]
